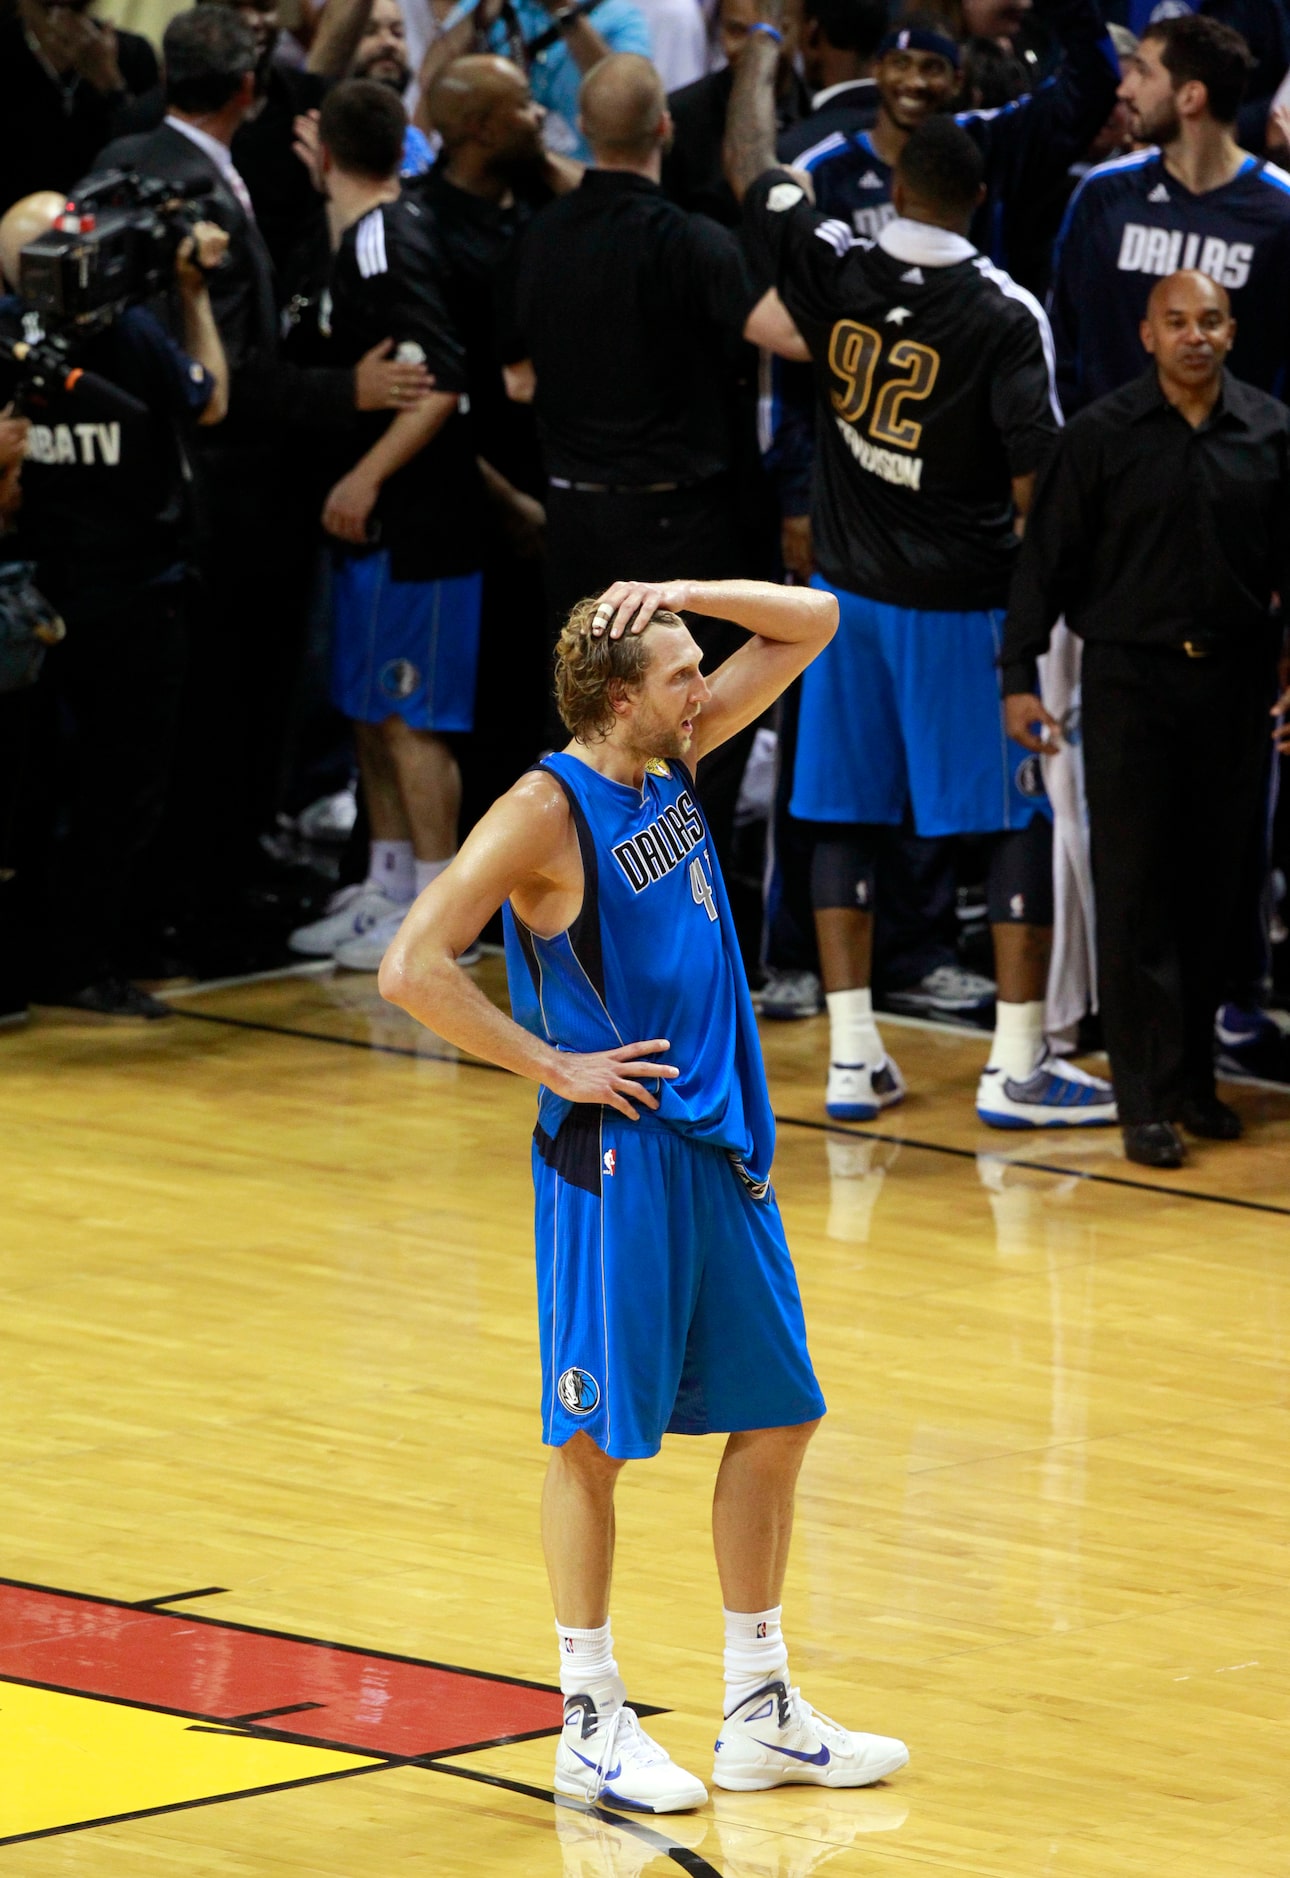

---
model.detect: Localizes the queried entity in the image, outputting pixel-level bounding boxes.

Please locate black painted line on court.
[168,1006,1290,1220]
[424,1760,725,1878]
[230,1701,325,1724]
[131,1585,229,1609]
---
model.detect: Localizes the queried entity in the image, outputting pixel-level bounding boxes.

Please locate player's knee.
[986,816,1054,928]
[557,1431,627,1485]
[810,834,877,913]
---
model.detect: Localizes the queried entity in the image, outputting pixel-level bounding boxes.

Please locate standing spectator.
[1050,14,1290,413]
[416,0,653,159]
[351,0,438,172]
[504,52,808,883]
[739,112,1119,1130]
[1200,0,1290,154]
[1002,271,1289,1168]
[0,0,158,216]
[289,81,486,971]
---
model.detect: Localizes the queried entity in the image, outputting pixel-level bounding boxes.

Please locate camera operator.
[0,191,229,1020]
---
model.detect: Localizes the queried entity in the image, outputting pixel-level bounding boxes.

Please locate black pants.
[544,476,755,874]
[40,585,189,990]
[1082,639,1278,1124]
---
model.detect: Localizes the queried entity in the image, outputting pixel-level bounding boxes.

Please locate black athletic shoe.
[48,977,173,1020]
[1177,1094,1242,1140]
[1122,1122,1186,1169]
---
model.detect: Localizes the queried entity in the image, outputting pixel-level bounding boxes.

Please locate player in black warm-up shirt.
[742,117,1120,1133]
[289,81,485,976]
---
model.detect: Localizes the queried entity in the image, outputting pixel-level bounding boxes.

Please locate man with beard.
[379,574,911,1811]
[1050,13,1290,411]
[349,0,436,174]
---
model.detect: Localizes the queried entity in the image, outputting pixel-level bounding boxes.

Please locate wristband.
[748,20,782,42]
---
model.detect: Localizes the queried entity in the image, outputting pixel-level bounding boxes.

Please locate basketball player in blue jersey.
[380,577,910,1813]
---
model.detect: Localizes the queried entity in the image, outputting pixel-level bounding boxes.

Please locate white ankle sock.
[988,999,1046,1079]
[368,839,413,904]
[555,1619,625,1713]
[826,987,883,1069]
[414,856,452,898]
[723,1605,789,1715]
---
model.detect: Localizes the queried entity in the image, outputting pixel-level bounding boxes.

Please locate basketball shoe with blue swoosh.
[712,1681,909,1790]
[555,1695,708,1813]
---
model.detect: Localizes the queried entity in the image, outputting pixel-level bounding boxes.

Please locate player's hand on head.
[591,581,693,640]
[548,1040,679,1120]
[1004,692,1061,755]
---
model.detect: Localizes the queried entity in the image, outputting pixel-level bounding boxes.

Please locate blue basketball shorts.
[330,548,482,732]
[533,1109,826,1461]
[791,576,1051,836]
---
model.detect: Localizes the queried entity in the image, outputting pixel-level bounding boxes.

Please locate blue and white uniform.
[1050,148,1290,412]
[504,752,825,1461]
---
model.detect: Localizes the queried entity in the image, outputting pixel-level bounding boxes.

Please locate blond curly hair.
[554,595,684,744]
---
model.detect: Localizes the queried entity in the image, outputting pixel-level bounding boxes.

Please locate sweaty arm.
[378,774,678,1115]
[722,3,781,201]
[591,577,837,759]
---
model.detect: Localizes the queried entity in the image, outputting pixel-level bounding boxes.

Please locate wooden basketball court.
[3,958,1288,1875]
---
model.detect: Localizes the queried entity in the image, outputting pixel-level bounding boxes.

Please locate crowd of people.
[1,0,1288,1166]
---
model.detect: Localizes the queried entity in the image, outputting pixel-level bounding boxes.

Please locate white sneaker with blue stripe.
[713,1680,909,1791]
[555,1696,708,1814]
[826,1055,905,1121]
[976,1050,1117,1129]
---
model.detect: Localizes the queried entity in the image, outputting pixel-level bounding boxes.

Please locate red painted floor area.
[0,1582,562,1757]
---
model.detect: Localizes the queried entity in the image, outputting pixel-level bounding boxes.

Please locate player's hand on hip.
[547,1040,679,1120]
[1004,692,1062,754]
[590,581,694,641]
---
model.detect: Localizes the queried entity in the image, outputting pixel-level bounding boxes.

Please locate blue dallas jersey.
[503,751,777,1187]
[1050,147,1290,410]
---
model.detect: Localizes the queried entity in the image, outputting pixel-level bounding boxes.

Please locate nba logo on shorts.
[557,1368,601,1415]
[380,658,420,700]
[603,1149,616,1177]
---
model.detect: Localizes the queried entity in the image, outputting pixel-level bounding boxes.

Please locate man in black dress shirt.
[1002,269,1290,1169]
[505,52,807,879]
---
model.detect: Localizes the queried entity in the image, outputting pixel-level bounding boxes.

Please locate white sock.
[414,856,452,898]
[826,987,883,1069]
[723,1605,789,1715]
[368,839,413,904]
[988,999,1046,1079]
[555,1619,626,1714]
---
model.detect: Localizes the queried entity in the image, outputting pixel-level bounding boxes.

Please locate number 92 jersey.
[503,751,776,1189]
[744,168,1060,613]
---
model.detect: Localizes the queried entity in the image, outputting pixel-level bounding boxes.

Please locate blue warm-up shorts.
[533,1109,825,1461]
[331,548,482,732]
[791,576,1051,835]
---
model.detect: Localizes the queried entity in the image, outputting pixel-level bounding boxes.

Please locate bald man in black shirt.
[1003,271,1290,1168]
[505,53,808,875]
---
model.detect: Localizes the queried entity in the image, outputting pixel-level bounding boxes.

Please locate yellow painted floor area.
[2,960,1288,1874]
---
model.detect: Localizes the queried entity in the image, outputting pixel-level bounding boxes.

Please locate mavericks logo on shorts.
[1014,754,1045,798]
[557,1367,601,1415]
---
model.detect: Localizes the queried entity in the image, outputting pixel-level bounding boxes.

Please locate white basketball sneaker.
[976,1050,1117,1129]
[825,1055,905,1122]
[287,882,406,958]
[555,1695,708,1814]
[712,1681,909,1791]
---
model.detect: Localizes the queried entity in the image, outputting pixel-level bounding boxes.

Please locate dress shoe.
[1177,1094,1242,1140]
[1122,1121,1185,1168]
